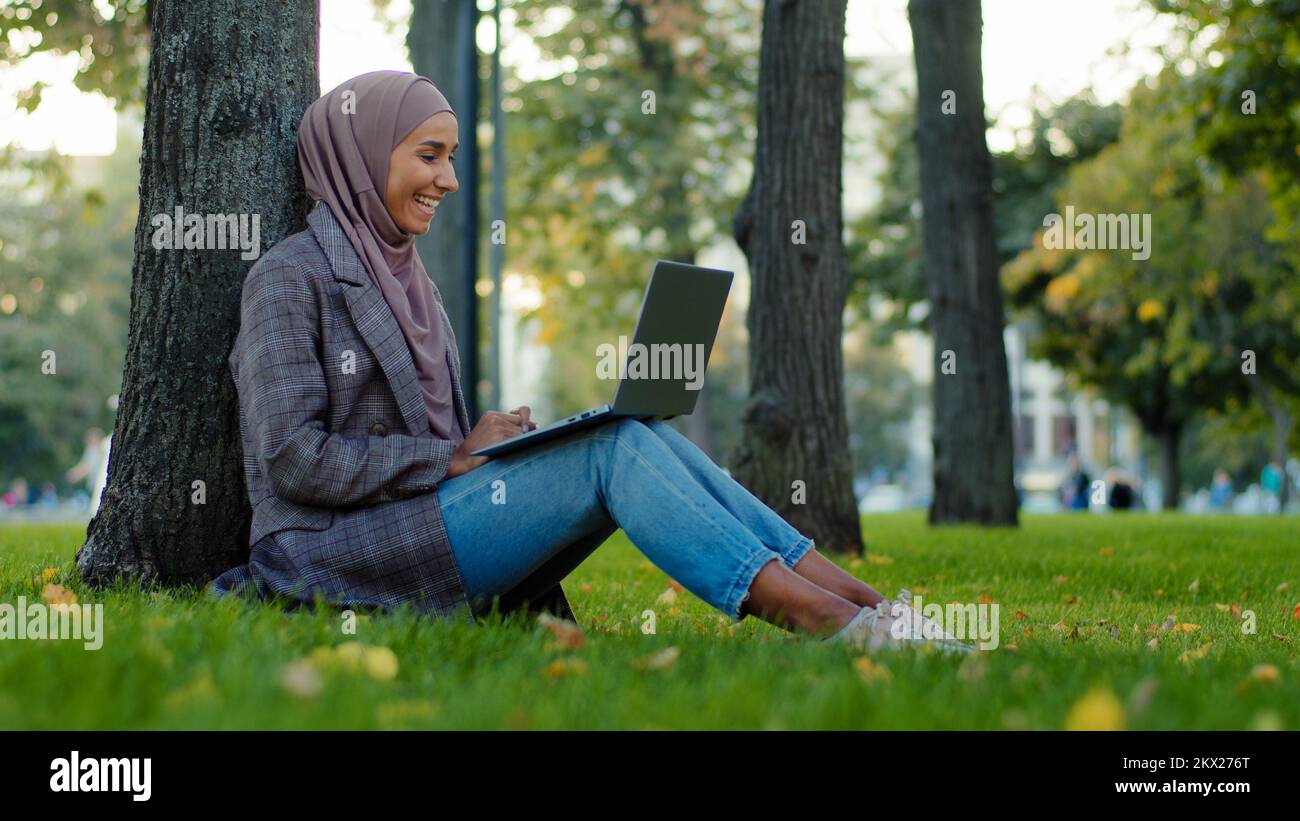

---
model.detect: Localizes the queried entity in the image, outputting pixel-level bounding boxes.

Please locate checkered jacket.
[209,201,574,621]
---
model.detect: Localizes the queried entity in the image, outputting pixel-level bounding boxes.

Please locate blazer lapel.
[308,203,432,438]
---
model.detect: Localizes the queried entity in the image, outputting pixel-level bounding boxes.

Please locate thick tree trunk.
[907,0,1019,526]
[76,0,318,587]
[408,0,481,421]
[730,0,862,555]
[1158,425,1181,510]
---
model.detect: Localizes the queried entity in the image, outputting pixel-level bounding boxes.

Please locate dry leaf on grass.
[279,660,322,698]
[41,583,77,609]
[537,613,585,649]
[633,646,680,671]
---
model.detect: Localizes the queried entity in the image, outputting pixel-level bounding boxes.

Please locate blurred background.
[1,0,1297,523]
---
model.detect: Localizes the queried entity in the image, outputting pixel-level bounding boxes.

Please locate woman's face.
[384,111,459,235]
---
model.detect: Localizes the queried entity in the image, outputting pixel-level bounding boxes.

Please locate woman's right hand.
[446,408,532,478]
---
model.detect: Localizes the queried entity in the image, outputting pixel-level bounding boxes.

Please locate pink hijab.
[296,70,463,445]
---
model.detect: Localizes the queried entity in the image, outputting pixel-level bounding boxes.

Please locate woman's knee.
[610,416,651,439]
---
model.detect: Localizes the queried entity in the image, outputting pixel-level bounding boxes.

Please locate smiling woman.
[385,113,459,234]
[296,71,465,445]
[210,70,970,656]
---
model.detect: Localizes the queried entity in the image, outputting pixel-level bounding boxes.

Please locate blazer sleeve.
[235,256,457,508]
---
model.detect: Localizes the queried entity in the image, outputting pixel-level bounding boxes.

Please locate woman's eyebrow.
[417,139,459,152]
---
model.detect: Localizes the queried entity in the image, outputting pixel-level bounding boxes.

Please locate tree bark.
[730,0,862,555]
[907,0,1019,526]
[408,0,481,421]
[1158,425,1181,510]
[76,0,318,587]
[1244,377,1293,513]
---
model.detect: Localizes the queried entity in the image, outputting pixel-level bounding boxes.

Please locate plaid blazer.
[209,201,575,622]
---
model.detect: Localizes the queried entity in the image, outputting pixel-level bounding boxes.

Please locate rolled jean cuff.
[780,535,815,569]
[725,553,781,624]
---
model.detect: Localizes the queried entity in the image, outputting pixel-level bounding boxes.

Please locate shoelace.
[892,588,963,643]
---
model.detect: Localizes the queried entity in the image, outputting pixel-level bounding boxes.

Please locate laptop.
[472,260,734,458]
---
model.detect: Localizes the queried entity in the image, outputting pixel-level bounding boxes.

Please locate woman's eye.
[449,154,458,164]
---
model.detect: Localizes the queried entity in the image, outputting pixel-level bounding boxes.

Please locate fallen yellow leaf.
[853,655,891,683]
[1064,688,1125,731]
[543,658,587,678]
[1178,642,1212,664]
[41,582,77,608]
[362,646,399,681]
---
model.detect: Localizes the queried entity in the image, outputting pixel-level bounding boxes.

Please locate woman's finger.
[510,406,536,431]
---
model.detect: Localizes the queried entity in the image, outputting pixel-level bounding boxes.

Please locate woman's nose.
[440,164,459,194]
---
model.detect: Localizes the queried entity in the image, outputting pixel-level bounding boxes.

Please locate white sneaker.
[825,599,897,652]
[827,593,975,655]
[888,588,976,655]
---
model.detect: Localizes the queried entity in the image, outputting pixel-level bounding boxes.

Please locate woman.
[210,70,970,655]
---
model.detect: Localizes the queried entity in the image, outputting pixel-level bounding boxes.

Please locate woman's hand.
[446,406,538,478]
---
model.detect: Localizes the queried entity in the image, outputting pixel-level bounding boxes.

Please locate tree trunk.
[1271,407,1293,513]
[730,0,862,555]
[1158,425,1181,510]
[907,0,1019,526]
[408,0,481,421]
[1250,378,1294,513]
[76,0,318,587]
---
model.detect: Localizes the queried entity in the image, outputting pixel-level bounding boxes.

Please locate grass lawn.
[0,512,1296,730]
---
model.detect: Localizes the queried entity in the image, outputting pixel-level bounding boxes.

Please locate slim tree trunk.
[76,0,318,587]
[1251,379,1294,513]
[731,0,862,555]
[1272,409,1293,513]
[408,0,481,421]
[1158,425,1181,510]
[907,0,1018,526]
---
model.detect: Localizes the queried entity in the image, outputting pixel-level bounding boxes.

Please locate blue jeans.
[437,417,815,622]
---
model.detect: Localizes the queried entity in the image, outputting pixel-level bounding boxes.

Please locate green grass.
[1,513,1296,729]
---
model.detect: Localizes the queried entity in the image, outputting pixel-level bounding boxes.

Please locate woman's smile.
[412,192,441,219]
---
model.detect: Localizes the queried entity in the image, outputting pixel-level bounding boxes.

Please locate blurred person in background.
[1061,451,1091,510]
[1209,468,1234,511]
[65,427,105,488]
[3,478,31,510]
[1106,467,1138,510]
